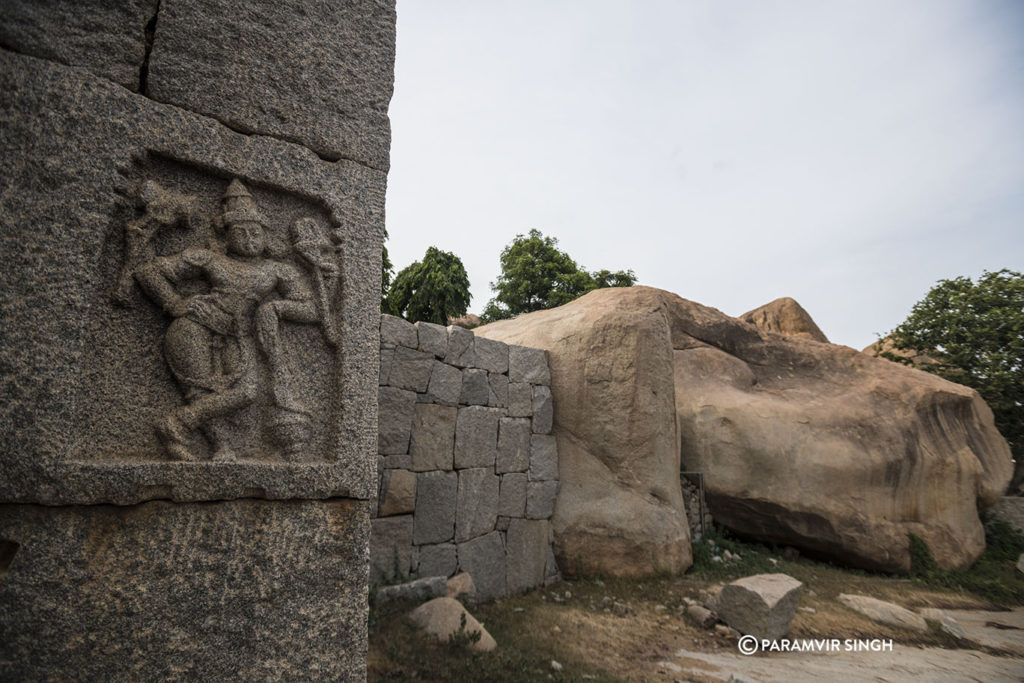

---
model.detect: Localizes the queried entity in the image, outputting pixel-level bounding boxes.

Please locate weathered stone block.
[532,385,553,434]
[507,382,533,417]
[460,368,490,406]
[508,345,550,385]
[425,362,462,406]
[147,0,396,171]
[454,406,500,469]
[498,472,528,518]
[378,387,417,455]
[413,471,457,545]
[379,345,395,385]
[388,347,434,392]
[718,574,804,640]
[488,372,509,408]
[409,404,456,472]
[0,500,370,681]
[416,543,457,579]
[380,314,417,348]
[371,514,415,583]
[455,467,499,543]
[457,531,507,601]
[0,0,158,90]
[526,481,559,519]
[415,321,448,358]
[529,434,558,481]
[382,452,412,470]
[379,468,416,517]
[473,337,508,374]
[506,518,550,594]
[445,325,475,368]
[497,418,531,474]
[375,575,446,605]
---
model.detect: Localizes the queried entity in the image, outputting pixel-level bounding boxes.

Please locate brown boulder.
[739,297,829,343]
[480,286,1012,573]
[475,287,692,578]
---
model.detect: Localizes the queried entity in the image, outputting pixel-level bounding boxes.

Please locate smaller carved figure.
[132,179,328,462]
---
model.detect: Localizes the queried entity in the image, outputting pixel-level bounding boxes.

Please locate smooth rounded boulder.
[475,287,692,578]
[478,286,1012,574]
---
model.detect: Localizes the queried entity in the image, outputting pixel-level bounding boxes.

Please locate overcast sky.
[384,0,1024,350]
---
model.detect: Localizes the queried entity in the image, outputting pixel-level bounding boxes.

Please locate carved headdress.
[218,179,267,229]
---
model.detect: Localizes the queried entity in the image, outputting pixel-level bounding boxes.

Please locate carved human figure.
[135,179,319,461]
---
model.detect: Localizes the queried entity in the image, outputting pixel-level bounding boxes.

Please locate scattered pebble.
[565,590,572,599]
[513,607,525,613]
[552,625,561,633]
[550,660,563,672]
[655,604,668,612]
[799,607,816,614]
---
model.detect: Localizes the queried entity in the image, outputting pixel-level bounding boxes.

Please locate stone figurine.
[127,178,339,462]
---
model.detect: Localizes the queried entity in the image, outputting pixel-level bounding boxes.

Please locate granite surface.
[0,499,371,681]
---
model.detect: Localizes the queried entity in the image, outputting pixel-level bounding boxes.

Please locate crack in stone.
[138,0,160,94]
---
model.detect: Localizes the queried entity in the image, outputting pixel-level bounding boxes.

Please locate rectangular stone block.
[415,321,448,358]
[410,404,456,472]
[382,452,412,470]
[413,471,457,545]
[454,406,500,469]
[147,0,396,171]
[378,387,417,455]
[371,514,415,584]
[529,434,558,481]
[0,0,158,90]
[378,468,416,517]
[460,368,490,406]
[0,499,370,681]
[526,481,559,519]
[455,467,499,543]
[488,372,509,408]
[388,346,434,393]
[498,472,528,518]
[497,418,531,474]
[473,336,509,374]
[507,382,533,418]
[416,543,457,579]
[0,49,384,504]
[508,345,550,385]
[379,345,395,385]
[445,325,475,368]
[532,385,553,434]
[506,518,550,594]
[380,314,417,348]
[456,531,507,601]
[425,361,462,406]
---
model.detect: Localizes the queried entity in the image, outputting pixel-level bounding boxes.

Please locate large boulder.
[475,287,692,578]
[479,287,1013,574]
[739,297,829,343]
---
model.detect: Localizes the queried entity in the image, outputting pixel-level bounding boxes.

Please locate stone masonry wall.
[373,314,560,600]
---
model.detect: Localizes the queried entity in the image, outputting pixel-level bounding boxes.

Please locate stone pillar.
[0,1,395,679]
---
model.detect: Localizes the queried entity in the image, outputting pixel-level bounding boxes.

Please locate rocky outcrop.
[838,594,928,632]
[478,286,1013,574]
[739,297,829,343]
[475,288,692,578]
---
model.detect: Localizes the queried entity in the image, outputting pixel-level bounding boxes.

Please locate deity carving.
[116,178,340,462]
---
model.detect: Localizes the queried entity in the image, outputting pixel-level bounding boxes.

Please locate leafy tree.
[384,246,471,325]
[884,269,1024,487]
[482,229,637,321]
[381,229,394,307]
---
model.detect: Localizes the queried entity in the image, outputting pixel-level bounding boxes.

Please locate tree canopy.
[383,246,471,325]
[885,269,1024,487]
[482,229,636,321]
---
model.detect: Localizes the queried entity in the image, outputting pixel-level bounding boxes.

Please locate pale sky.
[384,0,1024,350]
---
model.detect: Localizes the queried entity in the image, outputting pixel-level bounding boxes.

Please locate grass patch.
[908,516,1024,605]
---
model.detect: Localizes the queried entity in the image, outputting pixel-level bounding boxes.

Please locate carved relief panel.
[107,160,352,464]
